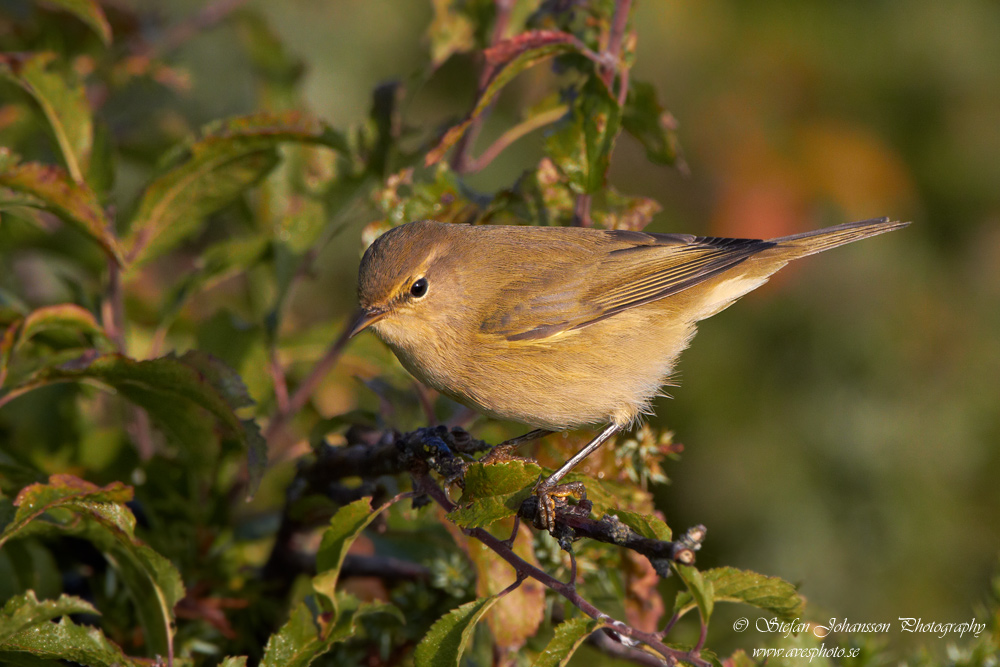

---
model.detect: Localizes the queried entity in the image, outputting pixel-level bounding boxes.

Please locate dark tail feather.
[770,217,910,257]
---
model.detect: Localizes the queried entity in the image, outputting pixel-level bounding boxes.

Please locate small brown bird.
[352,217,907,529]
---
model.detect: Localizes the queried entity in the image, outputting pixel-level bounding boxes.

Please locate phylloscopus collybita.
[352,217,908,529]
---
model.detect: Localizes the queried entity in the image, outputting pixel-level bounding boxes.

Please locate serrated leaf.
[14,304,108,353]
[673,567,804,622]
[259,602,329,667]
[673,563,714,624]
[0,149,122,264]
[533,616,606,667]
[219,658,248,667]
[0,616,132,666]
[1,475,184,658]
[0,591,98,644]
[0,352,267,497]
[313,498,383,610]
[413,596,501,667]
[446,461,541,529]
[622,80,681,167]
[259,593,399,667]
[0,53,92,182]
[38,0,112,45]
[607,509,672,541]
[546,76,623,194]
[125,111,340,267]
[426,31,586,165]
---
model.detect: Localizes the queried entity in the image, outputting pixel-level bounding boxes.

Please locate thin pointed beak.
[349,306,387,338]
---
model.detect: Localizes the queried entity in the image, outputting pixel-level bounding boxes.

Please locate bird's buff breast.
[373,309,690,431]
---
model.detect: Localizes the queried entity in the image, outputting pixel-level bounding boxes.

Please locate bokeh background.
[47,0,1000,657]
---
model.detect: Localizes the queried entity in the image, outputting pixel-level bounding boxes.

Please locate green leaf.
[622,80,682,167]
[607,509,672,542]
[219,658,249,667]
[36,0,112,45]
[313,498,387,612]
[0,616,133,667]
[546,76,623,194]
[0,149,122,264]
[125,111,340,267]
[592,188,662,232]
[0,475,185,658]
[0,591,98,644]
[14,304,108,354]
[672,563,714,624]
[673,567,804,622]
[413,596,501,667]
[0,352,267,498]
[259,593,399,667]
[532,616,607,667]
[446,461,541,529]
[259,602,331,667]
[0,53,93,182]
[426,30,587,165]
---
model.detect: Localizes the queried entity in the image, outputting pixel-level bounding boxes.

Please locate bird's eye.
[409,277,428,298]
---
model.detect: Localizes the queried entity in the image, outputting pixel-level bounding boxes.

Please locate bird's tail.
[770,217,910,257]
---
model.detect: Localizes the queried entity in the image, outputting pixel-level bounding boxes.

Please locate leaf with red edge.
[125,111,347,267]
[0,352,267,497]
[0,474,184,659]
[15,303,109,353]
[0,149,122,264]
[0,53,93,182]
[425,31,588,166]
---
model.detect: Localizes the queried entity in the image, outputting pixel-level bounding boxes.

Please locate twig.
[574,194,592,227]
[603,0,633,88]
[263,316,354,451]
[415,469,705,666]
[450,0,515,174]
[268,349,290,414]
[464,104,568,173]
[101,260,125,351]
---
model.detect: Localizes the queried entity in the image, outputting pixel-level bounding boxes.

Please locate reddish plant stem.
[451,0,515,174]
[263,316,354,451]
[464,104,568,173]
[603,0,633,87]
[269,349,290,414]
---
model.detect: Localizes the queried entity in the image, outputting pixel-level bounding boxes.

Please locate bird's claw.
[533,479,588,532]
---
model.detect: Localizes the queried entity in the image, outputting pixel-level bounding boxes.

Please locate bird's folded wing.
[481,234,775,342]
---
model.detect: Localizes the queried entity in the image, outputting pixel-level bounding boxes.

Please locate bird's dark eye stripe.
[410,277,428,298]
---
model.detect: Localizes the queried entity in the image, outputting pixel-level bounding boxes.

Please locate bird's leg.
[533,423,620,532]
[479,428,552,465]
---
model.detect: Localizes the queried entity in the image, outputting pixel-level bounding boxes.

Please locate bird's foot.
[533,478,588,532]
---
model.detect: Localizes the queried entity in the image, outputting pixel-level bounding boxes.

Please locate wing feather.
[480,233,775,341]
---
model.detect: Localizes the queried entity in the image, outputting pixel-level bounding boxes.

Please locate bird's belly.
[430,312,694,431]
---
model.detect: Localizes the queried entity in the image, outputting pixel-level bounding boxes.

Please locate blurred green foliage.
[1,0,999,665]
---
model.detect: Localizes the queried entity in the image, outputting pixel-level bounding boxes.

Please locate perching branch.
[284,424,709,666]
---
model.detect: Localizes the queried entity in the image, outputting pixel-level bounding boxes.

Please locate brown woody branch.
[276,424,709,666]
